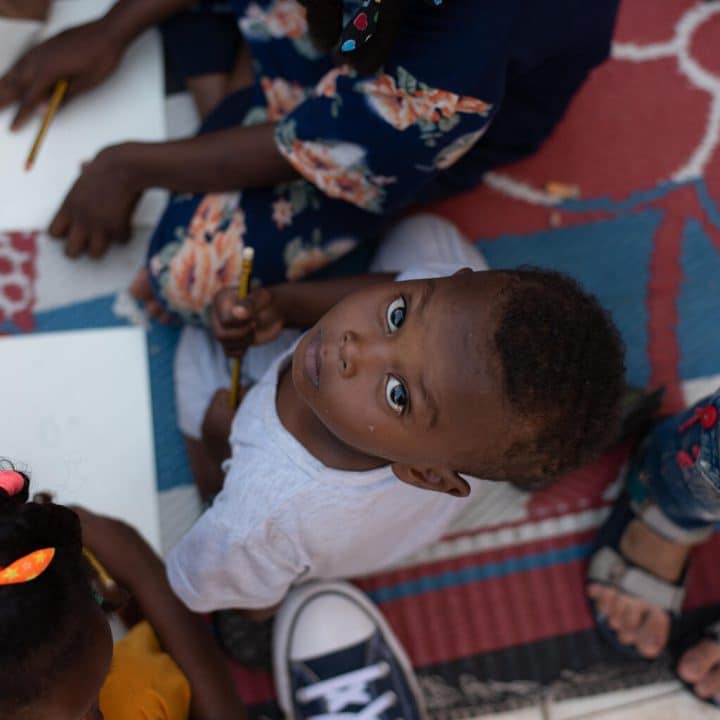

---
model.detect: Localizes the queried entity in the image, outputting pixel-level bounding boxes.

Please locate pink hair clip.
[0,470,26,496]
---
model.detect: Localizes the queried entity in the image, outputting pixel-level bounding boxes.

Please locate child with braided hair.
[0,462,246,720]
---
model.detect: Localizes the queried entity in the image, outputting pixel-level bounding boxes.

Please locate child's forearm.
[102,124,297,195]
[118,532,248,720]
[103,0,197,45]
[272,274,395,328]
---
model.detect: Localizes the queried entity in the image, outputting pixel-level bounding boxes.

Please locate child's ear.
[391,464,471,498]
[451,267,473,278]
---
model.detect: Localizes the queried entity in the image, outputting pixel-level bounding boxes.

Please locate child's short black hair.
[493,269,625,484]
[0,462,95,716]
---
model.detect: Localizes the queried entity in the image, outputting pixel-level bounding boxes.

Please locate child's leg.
[161,1,248,118]
[186,43,255,118]
[588,389,720,657]
[175,327,237,501]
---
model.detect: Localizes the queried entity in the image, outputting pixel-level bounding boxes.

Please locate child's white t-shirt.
[167,215,489,612]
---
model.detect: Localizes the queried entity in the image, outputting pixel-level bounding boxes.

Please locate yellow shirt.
[100,622,191,720]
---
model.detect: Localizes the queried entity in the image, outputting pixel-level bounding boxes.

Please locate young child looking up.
[167,216,626,619]
[0,465,247,720]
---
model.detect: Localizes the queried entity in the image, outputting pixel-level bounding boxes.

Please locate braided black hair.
[302,0,404,75]
[0,462,96,716]
[492,269,625,484]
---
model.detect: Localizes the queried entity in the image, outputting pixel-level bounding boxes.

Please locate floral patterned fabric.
[148,0,607,323]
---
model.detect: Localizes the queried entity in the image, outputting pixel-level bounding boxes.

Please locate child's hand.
[211,286,285,358]
[71,505,154,591]
[0,19,125,129]
[48,145,140,258]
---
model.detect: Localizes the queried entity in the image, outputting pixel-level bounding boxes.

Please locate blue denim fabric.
[628,389,720,531]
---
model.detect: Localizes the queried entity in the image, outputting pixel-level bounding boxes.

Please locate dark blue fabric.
[161,1,241,79]
[150,0,620,323]
[628,390,720,531]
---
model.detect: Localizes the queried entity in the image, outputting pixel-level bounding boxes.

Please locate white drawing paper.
[0,0,167,231]
[0,327,160,551]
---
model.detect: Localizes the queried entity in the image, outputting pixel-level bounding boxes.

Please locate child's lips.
[303,329,322,389]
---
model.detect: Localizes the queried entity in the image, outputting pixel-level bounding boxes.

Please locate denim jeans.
[628,389,720,531]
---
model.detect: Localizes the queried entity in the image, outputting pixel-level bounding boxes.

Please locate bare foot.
[678,637,720,702]
[587,518,692,658]
[129,268,173,324]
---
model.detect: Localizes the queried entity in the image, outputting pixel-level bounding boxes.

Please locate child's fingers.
[0,68,23,111]
[48,206,71,238]
[64,223,89,258]
[230,303,251,321]
[11,78,50,130]
[254,319,284,345]
[211,306,253,343]
[88,230,110,259]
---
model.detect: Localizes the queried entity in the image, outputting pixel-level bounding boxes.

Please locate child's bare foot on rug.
[588,518,692,657]
[679,637,720,702]
[130,268,173,324]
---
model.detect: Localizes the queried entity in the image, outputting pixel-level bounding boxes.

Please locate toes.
[695,664,720,700]
[635,608,670,658]
[679,639,720,684]
[588,584,618,618]
[608,594,634,633]
[618,599,645,638]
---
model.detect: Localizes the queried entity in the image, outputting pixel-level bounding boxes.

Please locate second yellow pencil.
[25,78,69,171]
[229,246,255,409]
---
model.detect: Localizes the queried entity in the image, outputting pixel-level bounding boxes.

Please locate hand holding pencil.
[210,253,287,403]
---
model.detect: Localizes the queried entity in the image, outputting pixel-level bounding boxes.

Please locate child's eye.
[385,375,409,414]
[386,296,406,333]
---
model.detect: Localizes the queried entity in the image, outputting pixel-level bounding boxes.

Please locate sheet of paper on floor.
[0,0,166,232]
[0,327,160,552]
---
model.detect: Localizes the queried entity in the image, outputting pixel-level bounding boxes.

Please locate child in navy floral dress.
[0,0,620,322]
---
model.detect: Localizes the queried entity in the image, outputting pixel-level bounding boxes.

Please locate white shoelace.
[296,661,398,719]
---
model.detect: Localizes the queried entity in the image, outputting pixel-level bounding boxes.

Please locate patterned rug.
[1,1,720,718]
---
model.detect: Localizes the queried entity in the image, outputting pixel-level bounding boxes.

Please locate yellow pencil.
[24,79,69,171]
[82,547,117,590]
[229,246,255,409]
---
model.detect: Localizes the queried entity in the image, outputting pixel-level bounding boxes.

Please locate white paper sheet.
[0,0,167,232]
[0,327,160,551]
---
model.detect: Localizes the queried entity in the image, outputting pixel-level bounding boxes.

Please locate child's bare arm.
[47,123,296,258]
[0,0,194,128]
[212,274,394,358]
[73,507,248,720]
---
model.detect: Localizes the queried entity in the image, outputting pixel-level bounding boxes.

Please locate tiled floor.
[471,682,720,719]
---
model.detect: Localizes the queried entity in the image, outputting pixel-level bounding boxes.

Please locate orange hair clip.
[0,548,55,586]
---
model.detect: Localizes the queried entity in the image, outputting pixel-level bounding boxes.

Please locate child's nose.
[338,330,358,378]
[339,330,388,378]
